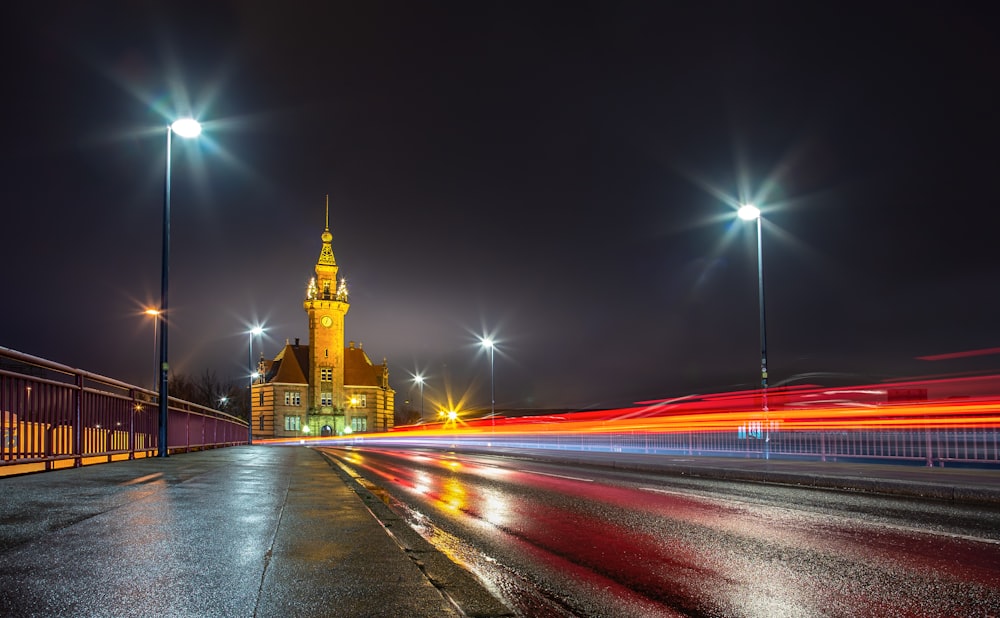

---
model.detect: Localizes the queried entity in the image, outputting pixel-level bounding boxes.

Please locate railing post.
[128,391,136,460]
[73,373,83,467]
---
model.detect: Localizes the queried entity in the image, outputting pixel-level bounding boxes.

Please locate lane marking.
[640,486,699,498]
[523,470,594,482]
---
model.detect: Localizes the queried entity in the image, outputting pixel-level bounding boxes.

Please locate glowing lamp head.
[447,410,458,421]
[413,374,425,385]
[481,337,494,349]
[145,308,160,317]
[737,204,761,221]
[250,326,264,336]
[170,118,202,138]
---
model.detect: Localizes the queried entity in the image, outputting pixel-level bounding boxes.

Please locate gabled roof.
[265,342,309,385]
[344,342,381,387]
[262,340,389,390]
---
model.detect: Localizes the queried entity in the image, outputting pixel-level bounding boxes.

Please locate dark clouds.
[2,2,999,410]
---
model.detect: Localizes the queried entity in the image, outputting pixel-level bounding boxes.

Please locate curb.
[319,450,517,618]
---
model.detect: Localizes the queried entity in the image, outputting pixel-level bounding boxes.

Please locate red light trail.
[260,375,1000,454]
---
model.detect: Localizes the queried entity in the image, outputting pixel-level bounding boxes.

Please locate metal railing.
[339,386,1000,467]
[1,346,248,472]
[497,426,1000,466]
[344,425,1000,467]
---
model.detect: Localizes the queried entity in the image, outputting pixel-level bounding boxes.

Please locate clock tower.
[251,196,396,438]
[303,196,350,415]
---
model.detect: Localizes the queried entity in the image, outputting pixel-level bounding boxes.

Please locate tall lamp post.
[480,337,495,430]
[145,308,160,391]
[413,374,425,421]
[158,118,202,458]
[248,325,264,445]
[738,203,769,459]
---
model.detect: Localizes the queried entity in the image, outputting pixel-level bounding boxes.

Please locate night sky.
[3,2,999,412]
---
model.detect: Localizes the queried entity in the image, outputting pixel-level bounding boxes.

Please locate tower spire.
[303,195,350,427]
[317,196,336,268]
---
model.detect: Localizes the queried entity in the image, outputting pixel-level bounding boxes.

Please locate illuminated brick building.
[251,202,395,438]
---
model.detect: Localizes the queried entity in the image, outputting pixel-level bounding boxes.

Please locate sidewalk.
[0,446,510,618]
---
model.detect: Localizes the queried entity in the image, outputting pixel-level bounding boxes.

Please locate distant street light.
[480,337,495,431]
[412,373,425,420]
[144,308,160,390]
[158,118,202,458]
[248,325,264,445]
[738,203,770,459]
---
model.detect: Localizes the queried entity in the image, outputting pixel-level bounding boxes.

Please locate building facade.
[251,204,395,438]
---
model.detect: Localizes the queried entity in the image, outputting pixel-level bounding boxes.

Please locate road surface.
[325,447,1000,617]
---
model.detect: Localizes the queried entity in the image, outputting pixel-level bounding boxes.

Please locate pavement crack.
[252,476,290,618]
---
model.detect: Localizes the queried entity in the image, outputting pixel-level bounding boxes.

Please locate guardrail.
[321,378,1000,467]
[471,426,1000,466]
[339,427,1000,467]
[1,346,248,473]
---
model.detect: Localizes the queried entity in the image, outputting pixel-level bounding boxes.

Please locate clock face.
[321,315,333,328]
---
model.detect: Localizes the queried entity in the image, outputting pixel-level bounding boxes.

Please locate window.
[284,416,301,431]
[320,367,333,382]
[259,416,264,431]
[351,417,367,432]
[351,394,367,408]
[321,392,332,406]
[284,391,301,406]
[259,392,264,407]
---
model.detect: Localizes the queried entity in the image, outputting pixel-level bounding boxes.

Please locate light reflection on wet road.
[326,448,1000,617]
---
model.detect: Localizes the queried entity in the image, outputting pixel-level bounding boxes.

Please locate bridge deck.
[1,445,998,617]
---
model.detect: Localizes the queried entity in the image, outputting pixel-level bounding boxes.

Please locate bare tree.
[169,371,245,415]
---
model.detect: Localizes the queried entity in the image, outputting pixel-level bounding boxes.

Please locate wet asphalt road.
[326,447,1000,618]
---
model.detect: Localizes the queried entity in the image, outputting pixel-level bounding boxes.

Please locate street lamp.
[158,117,202,458]
[144,308,160,390]
[412,374,425,420]
[248,325,264,445]
[738,203,769,459]
[480,337,495,430]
